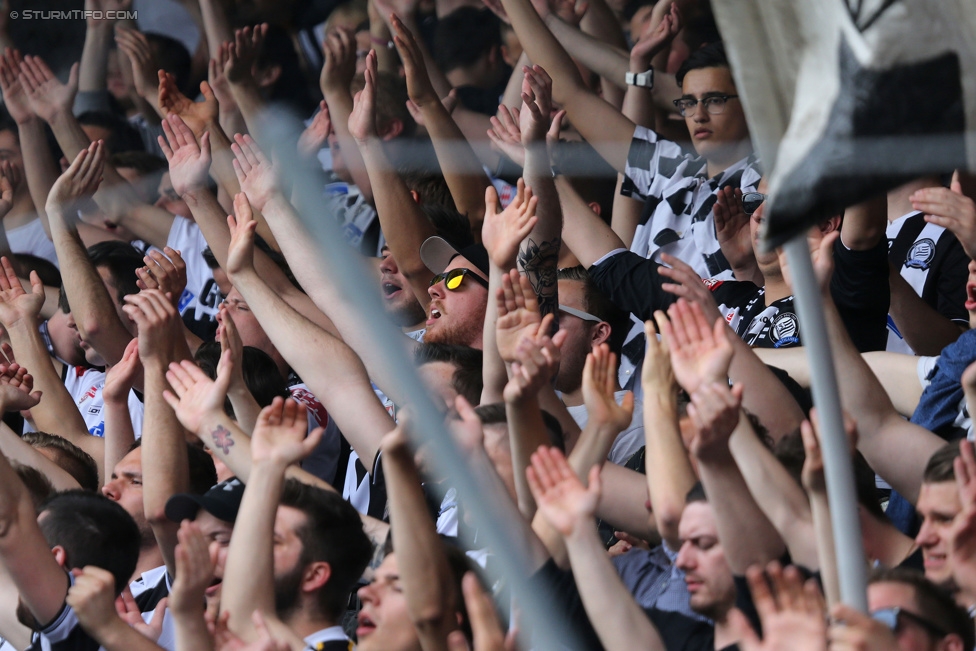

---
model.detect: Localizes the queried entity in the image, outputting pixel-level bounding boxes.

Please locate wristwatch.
[625,69,654,89]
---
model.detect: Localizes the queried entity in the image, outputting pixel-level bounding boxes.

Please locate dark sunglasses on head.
[870,607,947,638]
[429,268,489,291]
[741,192,767,215]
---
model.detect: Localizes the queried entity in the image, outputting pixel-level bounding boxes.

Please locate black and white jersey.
[622,125,762,279]
[886,211,969,353]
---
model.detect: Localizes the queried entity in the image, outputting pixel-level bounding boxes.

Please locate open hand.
[949,439,976,597]
[482,178,538,269]
[658,299,733,395]
[657,253,723,324]
[0,48,33,124]
[913,176,976,260]
[225,24,268,85]
[163,357,232,434]
[391,14,439,110]
[504,330,563,404]
[519,66,552,145]
[320,28,357,97]
[495,269,546,363]
[217,303,247,394]
[0,258,44,327]
[731,562,827,651]
[251,396,323,466]
[0,361,41,412]
[226,192,258,277]
[641,314,676,396]
[114,28,159,101]
[630,1,681,64]
[47,140,105,215]
[526,445,600,538]
[103,337,141,403]
[687,381,742,462]
[158,114,212,197]
[158,74,218,138]
[169,520,218,615]
[487,104,525,167]
[347,50,379,143]
[582,343,634,434]
[298,101,332,159]
[19,55,78,124]
[231,133,279,211]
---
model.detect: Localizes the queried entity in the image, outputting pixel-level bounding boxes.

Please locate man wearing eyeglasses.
[495,0,760,279]
[829,567,973,651]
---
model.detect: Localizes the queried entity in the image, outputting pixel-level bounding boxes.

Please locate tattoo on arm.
[211,425,235,455]
[518,236,561,318]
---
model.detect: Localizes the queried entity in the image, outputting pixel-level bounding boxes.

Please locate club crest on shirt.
[770,312,800,348]
[905,238,935,270]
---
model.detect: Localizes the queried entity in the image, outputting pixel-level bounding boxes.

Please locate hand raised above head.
[250,396,323,466]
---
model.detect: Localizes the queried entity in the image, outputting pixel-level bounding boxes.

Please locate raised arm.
[517,66,562,317]
[221,397,323,644]
[812,233,942,503]
[0,259,101,470]
[481,180,539,403]
[528,446,667,651]
[348,50,436,305]
[689,381,787,574]
[46,141,134,366]
[499,0,635,172]
[101,338,140,478]
[392,16,492,234]
[642,316,694,551]
[123,288,192,577]
[382,423,459,651]
[225,192,394,469]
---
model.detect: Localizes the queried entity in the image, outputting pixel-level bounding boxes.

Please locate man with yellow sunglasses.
[419,236,491,349]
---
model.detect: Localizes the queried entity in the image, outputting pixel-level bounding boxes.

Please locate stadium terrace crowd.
[0,0,971,649]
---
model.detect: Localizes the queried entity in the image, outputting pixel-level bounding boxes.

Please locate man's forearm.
[222,458,284,641]
[520,145,561,317]
[357,138,436,300]
[643,394,693,549]
[47,208,132,365]
[78,23,113,94]
[546,16,629,89]
[17,117,60,238]
[889,268,963,355]
[142,357,190,575]
[563,523,666,651]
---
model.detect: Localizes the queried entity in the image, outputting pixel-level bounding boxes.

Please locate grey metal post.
[262,113,581,649]
[783,236,868,611]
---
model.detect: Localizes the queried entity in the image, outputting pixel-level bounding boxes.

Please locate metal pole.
[261,112,582,649]
[783,236,868,611]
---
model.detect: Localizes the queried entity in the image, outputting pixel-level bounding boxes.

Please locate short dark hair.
[400,170,457,212]
[423,205,475,250]
[144,32,192,95]
[38,490,141,594]
[86,241,144,305]
[350,72,416,139]
[675,41,730,87]
[434,7,501,73]
[556,266,631,355]
[414,343,484,406]
[11,254,62,289]
[126,438,217,495]
[869,566,975,649]
[194,342,290,416]
[923,441,960,484]
[77,111,145,154]
[685,482,708,504]
[13,462,56,511]
[23,432,99,492]
[474,402,565,451]
[202,246,219,270]
[279,479,372,619]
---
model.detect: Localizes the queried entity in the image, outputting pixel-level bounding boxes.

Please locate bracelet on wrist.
[370,36,395,49]
[625,69,654,89]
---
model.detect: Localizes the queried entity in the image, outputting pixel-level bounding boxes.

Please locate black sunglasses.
[741,192,767,215]
[429,268,489,291]
[871,607,947,639]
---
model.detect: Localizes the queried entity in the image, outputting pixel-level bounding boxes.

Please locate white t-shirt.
[166,216,220,336]
[54,365,145,439]
[7,218,58,268]
[566,392,645,465]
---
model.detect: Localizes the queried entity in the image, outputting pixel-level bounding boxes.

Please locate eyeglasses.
[741,192,767,215]
[673,94,739,117]
[559,304,602,323]
[870,607,947,639]
[429,268,489,291]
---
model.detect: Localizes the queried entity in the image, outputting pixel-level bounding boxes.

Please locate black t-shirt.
[589,237,890,352]
[644,608,715,651]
